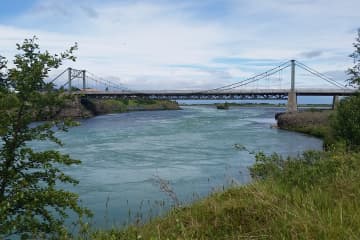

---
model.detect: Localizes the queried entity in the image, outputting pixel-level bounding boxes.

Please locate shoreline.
[275,109,334,145]
[56,97,181,119]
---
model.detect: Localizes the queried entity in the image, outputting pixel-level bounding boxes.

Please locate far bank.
[56,97,181,119]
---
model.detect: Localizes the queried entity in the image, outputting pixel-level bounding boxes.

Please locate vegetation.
[216,102,229,110]
[82,98,180,115]
[276,110,336,146]
[347,28,360,87]
[332,93,360,150]
[0,37,90,239]
[330,28,360,149]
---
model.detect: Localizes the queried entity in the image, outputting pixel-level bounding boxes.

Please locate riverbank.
[276,110,333,138]
[56,97,181,118]
[91,149,360,240]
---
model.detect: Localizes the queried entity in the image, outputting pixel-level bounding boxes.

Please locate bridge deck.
[77,88,357,98]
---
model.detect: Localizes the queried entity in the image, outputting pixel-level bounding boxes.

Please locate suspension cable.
[295,62,346,89]
[202,60,291,92]
[86,71,130,91]
[296,61,347,89]
[49,68,68,84]
[221,63,291,90]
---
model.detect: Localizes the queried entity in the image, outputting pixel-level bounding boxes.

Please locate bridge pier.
[287,91,297,112]
[332,95,340,109]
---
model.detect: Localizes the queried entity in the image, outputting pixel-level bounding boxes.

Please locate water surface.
[40,106,323,227]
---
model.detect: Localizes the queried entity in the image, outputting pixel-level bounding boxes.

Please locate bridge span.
[75,88,357,111]
[50,60,358,112]
[77,88,357,98]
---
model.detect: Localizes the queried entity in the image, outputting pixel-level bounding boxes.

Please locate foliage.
[134,98,157,105]
[0,37,91,239]
[347,28,360,87]
[82,98,179,115]
[250,150,345,190]
[0,55,9,93]
[216,102,229,110]
[332,93,360,150]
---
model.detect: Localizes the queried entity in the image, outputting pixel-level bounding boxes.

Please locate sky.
[0,0,359,90]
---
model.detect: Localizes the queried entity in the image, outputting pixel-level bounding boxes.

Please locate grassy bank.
[90,150,360,239]
[81,98,180,116]
[276,110,334,140]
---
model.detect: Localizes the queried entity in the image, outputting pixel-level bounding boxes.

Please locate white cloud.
[0,0,358,89]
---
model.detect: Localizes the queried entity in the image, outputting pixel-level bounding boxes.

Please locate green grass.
[89,150,360,240]
[287,125,330,138]
[277,110,337,147]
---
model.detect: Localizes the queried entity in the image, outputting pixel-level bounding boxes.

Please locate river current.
[35,106,323,228]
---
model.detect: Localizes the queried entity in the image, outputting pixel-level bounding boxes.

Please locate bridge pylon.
[66,67,87,92]
[82,70,86,90]
[68,67,72,91]
[287,60,297,112]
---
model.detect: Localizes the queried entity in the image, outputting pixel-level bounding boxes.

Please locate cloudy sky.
[0,0,359,90]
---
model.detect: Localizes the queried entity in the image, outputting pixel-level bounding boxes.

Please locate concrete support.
[287,60,297,112]
[332,95,340,109]
[68,67,72,92]
[82,70,86,90]
[287,91,297,112]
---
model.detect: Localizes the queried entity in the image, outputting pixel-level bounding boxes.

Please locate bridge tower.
[82,70,86,90]
[67,67,87,92]
[287,60,297,112]
[68,67,72,91]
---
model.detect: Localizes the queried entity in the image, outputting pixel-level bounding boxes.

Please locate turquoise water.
[41,106,323,228]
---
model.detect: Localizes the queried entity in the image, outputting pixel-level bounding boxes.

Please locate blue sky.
[0,0,359,90]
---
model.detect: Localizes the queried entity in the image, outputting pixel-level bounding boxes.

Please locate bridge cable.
[85,75,123,91]
[296,61,346,88]
[49,68,68,84]
[220,63,291,90]
[295,61,348,89]
[200,60,291,93]
[86,71,131,91]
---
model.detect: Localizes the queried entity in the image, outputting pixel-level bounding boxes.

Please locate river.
[35,105,323,228]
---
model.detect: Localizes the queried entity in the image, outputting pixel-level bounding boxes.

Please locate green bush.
[332,94,360,150]
[250,150,352,191]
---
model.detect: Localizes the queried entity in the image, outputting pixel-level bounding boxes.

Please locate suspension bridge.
[48,60,357,112]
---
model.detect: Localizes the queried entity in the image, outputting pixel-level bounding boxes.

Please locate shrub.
[332,94,360,150]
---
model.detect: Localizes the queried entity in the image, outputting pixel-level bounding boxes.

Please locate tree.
[0,55,8,92]
[332,92,360,149]
[0,37,91,239]
[332,28,360,150]
[347,28,360,88]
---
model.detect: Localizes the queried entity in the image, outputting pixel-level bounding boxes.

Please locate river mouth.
[38,106,323,228]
